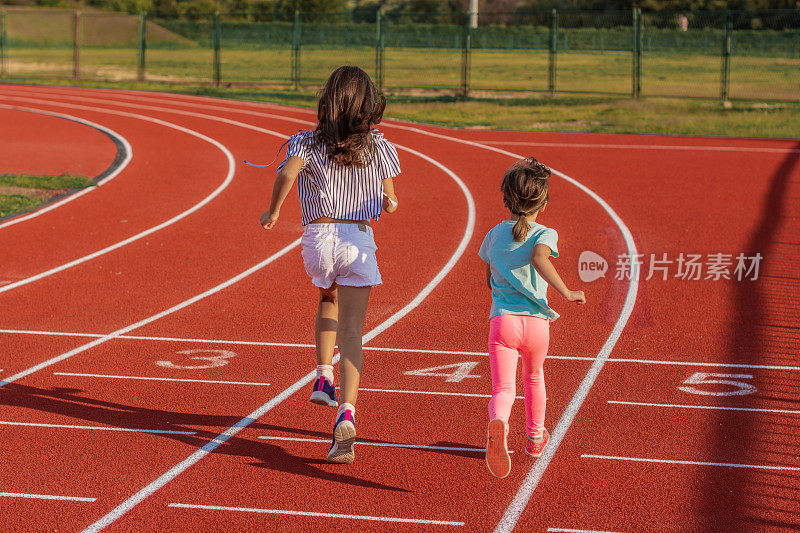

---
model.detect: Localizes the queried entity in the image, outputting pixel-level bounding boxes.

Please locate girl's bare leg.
[316,284,338,366]
[336,285,371,406]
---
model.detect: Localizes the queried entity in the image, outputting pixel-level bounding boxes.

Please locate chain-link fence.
[0,7,797,102]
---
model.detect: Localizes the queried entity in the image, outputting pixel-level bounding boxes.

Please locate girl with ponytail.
[478,157,585,478]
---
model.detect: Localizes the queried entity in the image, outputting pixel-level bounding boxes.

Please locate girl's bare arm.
[486,264,492,290]
[260,156,304,229]
[532,244,586,304]
[382,177,398,213]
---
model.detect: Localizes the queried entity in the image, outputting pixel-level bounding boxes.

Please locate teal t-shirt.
[478,220,560,321]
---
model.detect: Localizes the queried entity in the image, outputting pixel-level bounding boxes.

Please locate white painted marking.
[472,140,800,154]
[582,454,800,472]
[678,372,756,396]
[0,492,96,502]
[0,420,196,434]
[608,400,800,415]
[359,387,524,399]
[404,361,481,382]
[5,329,800,371]
[381,124,639,533]
[0,238,301,388]
[167,503,465,526]
[259,435,494,454]
[80,113,475,533]
[0,97,246,295]
[53,372,269,386]
[155,349,235,370]
[0,104,133,230]
[548,529,619,533]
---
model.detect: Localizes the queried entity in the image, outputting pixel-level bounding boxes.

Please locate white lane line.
[381,124,639,533]
[167,503,465,526]
[608,400,800,415]
[0,492,96,502]
[0,421,196,435]
[53,372,270,386]
[582,454,800,472]
[598,357,800,371]
[0,98,240,295]
[472,140,800,154]
[81,118,475,533]
[548,528,619,533]
[6,329,800,371]
[359,387,524,399]
[0,104,133,230]
[259,435,492,454]
[0,238,301,388]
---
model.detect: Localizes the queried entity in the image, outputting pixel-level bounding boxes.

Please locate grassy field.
[2,45,798,101]
[1,75,798,139]
[0,173,94,219]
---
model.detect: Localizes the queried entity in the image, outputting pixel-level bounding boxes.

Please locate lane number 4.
[678,372,756,396]
[156,349,236,370]
[404,362,481,383]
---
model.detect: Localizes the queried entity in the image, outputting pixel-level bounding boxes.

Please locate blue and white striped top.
[277,130,402,226]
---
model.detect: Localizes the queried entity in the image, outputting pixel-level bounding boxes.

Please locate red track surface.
[1,84,798,533]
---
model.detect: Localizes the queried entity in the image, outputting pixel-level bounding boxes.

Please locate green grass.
[0,173,95,219]
[3,45,798,101]
[0,194,46,218]
[0,173,95,189]
[2,75,799,138]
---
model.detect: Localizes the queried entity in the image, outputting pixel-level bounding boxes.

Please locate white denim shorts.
[300,223,382,288]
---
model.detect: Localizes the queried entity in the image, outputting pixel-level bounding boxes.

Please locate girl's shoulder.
[291,129,316,142]
[529,222,558,239]
[371,129,395,147]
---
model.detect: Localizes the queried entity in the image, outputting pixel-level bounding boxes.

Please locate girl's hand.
[566,290,586,304]
[382,193,398,213]
[260,210,279,229]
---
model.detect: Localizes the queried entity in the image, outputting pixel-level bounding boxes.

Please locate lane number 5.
[156,349,236,370]
[678,372,756,396]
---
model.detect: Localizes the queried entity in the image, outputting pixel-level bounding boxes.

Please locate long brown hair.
[314,65,386,167]
[500,157,551,241]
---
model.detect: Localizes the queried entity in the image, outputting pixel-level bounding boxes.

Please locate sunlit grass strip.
[0,194,45,218]
[0,173,95,190]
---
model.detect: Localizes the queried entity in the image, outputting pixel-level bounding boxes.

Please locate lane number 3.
[156,349,236,370]
[678,372,756,396]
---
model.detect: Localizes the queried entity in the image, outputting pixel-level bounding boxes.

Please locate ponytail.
[501,157,551,242]
[512,212,530,242]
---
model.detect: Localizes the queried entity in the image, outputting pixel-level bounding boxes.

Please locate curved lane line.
[0,238,301,388]
[0,104,133,230]
[18,92,640,528]
[381,123,639,532]
[76,128,475,532]
[0,96,282,295]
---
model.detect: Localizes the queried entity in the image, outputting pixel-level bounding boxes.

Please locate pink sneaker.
[485,419,511,478]
[525,428,550,458]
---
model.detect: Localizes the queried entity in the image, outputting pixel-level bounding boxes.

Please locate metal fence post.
[632,7,642,99]
[0,11,6,78]
[461,11,472,97]
[291,10,300,90]
[721,10,732,103]
[375,8,384,92]
[212,12,221,87]
[548,8,558,96]
[73,10,81,81]
[138,11,147,82]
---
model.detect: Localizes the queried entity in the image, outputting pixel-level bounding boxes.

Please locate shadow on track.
[0,383,407,492]
[703,141,800,532]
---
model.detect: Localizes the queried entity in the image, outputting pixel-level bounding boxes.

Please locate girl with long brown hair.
[260,66,400,464]
[478,157,585,478]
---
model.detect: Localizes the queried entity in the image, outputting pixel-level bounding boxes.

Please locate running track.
[0,84,798,532]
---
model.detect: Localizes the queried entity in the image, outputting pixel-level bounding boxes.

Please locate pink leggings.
[488,314,550,439]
